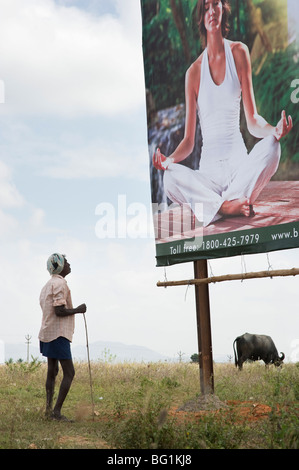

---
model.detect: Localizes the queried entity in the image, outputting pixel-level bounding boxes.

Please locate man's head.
[47,253,71,277]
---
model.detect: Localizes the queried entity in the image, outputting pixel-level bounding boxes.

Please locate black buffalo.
[233,333,285,370]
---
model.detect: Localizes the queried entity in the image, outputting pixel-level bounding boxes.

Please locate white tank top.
[197,39,247,169]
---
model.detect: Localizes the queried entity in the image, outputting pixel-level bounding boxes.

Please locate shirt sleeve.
[52,279,68,307]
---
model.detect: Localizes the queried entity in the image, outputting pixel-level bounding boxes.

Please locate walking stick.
[83,313,95,420]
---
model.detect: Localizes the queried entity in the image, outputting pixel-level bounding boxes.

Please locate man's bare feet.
[220,198,251,217]
[51,411,74,422]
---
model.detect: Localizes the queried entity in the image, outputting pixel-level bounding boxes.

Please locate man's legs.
[46,358,59,416]
[45,358,75,420]
[52,359,75,420]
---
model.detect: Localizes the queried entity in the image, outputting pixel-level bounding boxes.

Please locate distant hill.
[72,341,170,363]
[2,340,230,364]
[3,340,171,363]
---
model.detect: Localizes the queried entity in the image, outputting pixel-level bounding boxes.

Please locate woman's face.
[203,0,223,35]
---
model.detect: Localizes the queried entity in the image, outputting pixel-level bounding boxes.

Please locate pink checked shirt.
[39,275,75,343]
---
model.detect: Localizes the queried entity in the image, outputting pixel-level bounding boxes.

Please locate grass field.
[0,359,298,449]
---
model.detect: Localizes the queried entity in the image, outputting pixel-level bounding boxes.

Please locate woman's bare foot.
[220,198,251,217]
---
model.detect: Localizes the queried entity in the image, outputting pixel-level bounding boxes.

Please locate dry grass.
[0,360,298,449]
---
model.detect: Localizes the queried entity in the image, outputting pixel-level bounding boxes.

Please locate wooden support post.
[194,259,214,395]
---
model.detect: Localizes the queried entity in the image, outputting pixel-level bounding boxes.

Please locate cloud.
[0,0,149,182]
[0,160,24,208]
[0,0,145,117]
[29,208,46,229]
[40,136,149,180]
[0,160,24,236]
[0,159,54,240]
[0,209,19,237]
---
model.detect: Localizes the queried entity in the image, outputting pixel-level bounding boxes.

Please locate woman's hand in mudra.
[152,148,173,170]
[274,110,293,141]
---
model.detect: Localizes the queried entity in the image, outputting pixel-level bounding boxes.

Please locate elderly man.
[39,253,87,421]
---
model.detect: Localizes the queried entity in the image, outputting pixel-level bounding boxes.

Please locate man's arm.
[55,303,87,317]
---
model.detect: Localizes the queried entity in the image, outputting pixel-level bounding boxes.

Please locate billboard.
[140,0,299,266]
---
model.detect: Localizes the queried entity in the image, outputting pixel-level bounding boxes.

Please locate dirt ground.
[171,394,277,424]
[42,397,282,449]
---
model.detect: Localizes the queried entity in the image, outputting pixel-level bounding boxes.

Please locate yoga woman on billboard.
[153,0,293,227]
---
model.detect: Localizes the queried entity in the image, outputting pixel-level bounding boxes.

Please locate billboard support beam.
[157,264,299,395]
[194,259,214,395]
[157,267,299,287]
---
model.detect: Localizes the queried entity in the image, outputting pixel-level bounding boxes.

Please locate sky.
[0,0,298,364]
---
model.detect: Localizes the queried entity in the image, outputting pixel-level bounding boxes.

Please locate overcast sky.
[0,0,298,363]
